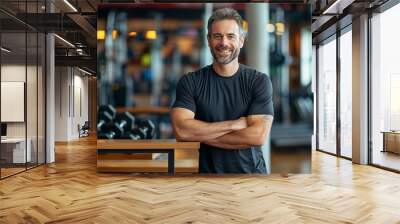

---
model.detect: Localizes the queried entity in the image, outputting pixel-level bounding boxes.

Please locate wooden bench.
[97,140,200,175]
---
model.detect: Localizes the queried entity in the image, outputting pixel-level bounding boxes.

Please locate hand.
[231,117,247,131]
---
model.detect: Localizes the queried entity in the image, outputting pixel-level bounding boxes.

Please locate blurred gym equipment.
[97,105,155,140]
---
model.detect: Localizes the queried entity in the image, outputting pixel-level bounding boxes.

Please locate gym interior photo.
[0,0,399,223]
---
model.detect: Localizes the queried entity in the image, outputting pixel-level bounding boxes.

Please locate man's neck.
[212,62,240,77]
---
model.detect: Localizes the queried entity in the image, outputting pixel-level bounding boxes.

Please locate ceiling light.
[63,0,78,12]
[76,49,83,55]
[145,30,157,40]
[97,30,105,40]
[322,0,354,15]
[78,67,92,76]
[54,34,75,48]
[275,22,285,35]
[128,32,137,37]
[323,0,340,14]
[242,21,248,32]
[1,47,11,53]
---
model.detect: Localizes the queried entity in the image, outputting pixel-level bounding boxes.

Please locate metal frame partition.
[315,17,353,161]
[367,0,400,173]
[0,0,47,179]
[315,0,400,173]
[315,32,340,158]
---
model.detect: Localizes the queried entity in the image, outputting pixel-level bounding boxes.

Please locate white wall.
[1,64,45,164]
[55,66,69,141]
[1,65,26,81]
[1,65,29,137]
[55,67,89,141]
[73,73,89,137]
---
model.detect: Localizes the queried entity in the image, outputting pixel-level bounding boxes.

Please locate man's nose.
[219,35,228,45]
[220,35,229,45]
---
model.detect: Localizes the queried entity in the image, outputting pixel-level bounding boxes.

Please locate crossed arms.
[171,108,273,149]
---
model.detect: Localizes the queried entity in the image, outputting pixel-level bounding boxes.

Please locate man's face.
[208,19,245,65]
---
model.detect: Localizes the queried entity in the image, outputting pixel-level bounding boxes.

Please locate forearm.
[205,115,273,149]
[174,119,237,142]
[204,138,252,149]
[204,127,261,149]
[172,108,246,142]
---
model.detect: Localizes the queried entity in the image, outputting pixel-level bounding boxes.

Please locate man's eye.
[214,35,222,39]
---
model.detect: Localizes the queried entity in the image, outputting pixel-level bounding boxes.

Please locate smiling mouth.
[217,49,231,55]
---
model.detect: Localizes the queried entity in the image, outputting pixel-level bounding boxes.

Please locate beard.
[210,44,240,65]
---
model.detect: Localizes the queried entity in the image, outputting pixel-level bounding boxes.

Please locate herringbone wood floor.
[1,136,400,223]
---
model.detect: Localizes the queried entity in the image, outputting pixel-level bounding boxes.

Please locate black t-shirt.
[172,64,274,174]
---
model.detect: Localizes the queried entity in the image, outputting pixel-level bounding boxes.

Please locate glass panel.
[1,31,27,177]
[27,30,38,169]
[38,32,45,165]
[339,29,352,158]
[317,37,337,154]
[26,0,39,169]
[36,0,46,165]
[0,1,46,178]
[371,3,400,171]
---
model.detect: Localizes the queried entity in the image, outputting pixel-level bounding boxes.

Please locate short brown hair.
[207,8,246,37]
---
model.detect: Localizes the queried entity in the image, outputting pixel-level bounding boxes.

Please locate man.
[171,8,274,174]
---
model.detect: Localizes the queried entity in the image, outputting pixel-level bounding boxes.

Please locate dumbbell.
[140,120,155,139]
[97,105,116,132]
[115,112,135,133]
[120,131,142,140]
[102,112,136,139]
[135,120,155,139]
[98,130,117,139]
[127,128,147,140]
